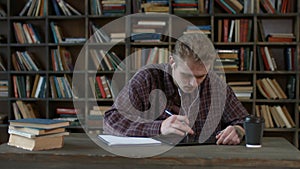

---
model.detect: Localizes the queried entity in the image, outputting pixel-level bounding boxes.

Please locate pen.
[216,130,223,135]
[164,110,173,116]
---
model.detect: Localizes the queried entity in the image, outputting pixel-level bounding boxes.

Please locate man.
[104,33,249,145]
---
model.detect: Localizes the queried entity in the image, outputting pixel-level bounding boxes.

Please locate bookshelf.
[0,0,299,149]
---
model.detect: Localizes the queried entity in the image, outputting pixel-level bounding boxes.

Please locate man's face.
[172,58,209,93]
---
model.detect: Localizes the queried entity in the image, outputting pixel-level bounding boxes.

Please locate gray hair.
[174,33,216,66]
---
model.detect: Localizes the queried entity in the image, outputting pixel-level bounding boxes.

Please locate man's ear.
[169,55,175,67]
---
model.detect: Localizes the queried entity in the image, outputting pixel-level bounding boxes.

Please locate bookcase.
[0,0,299,149]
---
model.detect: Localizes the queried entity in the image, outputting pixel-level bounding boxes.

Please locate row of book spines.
[13,21,83,44]
[50,21,64,44]
[215,48,253,71]
[259,0,295,14]
[131,47,169,70]
[12,20,296,45]
[51,47,74,71]
[217,18,252,43]
[5,48,74,72]
[51,0,82,16]
[12,74,73,99]
[18,0,126,16]
[12,101,39,120]
[256,104,295,128]
[134,0,254,14]
[49,75,73,99]
[19,0,47,17]
[13,22,41,44]
[7,0,297,17]
[50,22,87,44]
[215,0,249,14]
[216,46,296,72]
[257,46,296,71]
[12,51,40,71]
[256,77,288,100]
[174,0,294,14]
[89,49,125,71]
[89,75,113,99]
[20,0,83,16]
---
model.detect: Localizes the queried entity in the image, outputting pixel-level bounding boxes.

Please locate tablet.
[154,135,216,146]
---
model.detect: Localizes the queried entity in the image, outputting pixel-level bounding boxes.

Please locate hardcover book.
[8,133,66,151]
[9,118,70,129]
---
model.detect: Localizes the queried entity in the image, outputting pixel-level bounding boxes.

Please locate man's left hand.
[215,125,245,145]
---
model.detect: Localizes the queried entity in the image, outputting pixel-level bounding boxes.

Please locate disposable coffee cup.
[244,116,264,148]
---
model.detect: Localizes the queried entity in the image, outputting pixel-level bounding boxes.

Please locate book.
[9,118,70,129]
[261,78,277,99]
[64,1,82,15]
[137,20,166,26]
[269,106,282,128]
[16,101,38,118]
[0,3,6,16]
[271,79,287,99]
[263,46,275,71]
[287,76,296,99]
[267,36,294,42]
[9,125,66,135]
[19,0,33,16]
[256,79,270,99]
[215,0,233,13]
[96,76,106,98]
[98,135,161,146]
[0,55,6,71]
[259,47,270,71]
[56,108,77,115]
[260,105,270,128]
[100,75,112,98]
[260,0,276,13]
[275,106,292,128]
[257,20,266,41]
[281,106,295,128]
[8,133,66,151]
[8,128,69,138]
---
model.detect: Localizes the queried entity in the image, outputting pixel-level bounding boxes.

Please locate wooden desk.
[0,133,300,169]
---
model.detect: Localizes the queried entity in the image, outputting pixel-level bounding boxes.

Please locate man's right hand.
[160,115,194,136]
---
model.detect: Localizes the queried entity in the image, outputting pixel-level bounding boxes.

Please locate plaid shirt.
[104,64,249,143]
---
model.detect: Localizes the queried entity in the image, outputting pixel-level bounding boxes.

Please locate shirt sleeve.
[222,85,249,127]
[104,69,163,137]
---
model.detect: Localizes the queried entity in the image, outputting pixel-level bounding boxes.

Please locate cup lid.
[244,115,264,123]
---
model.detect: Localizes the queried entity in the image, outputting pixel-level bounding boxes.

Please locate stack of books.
[214,49,239,71]
[101,0,126,16]
[54,108,80,127]
[173,0,198,15]
[8,118,70,151]
[228,81,253,100]
[142,0,169,13]
[267,33,295,42]
[183,25,211,35]
[0,80,8,97]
